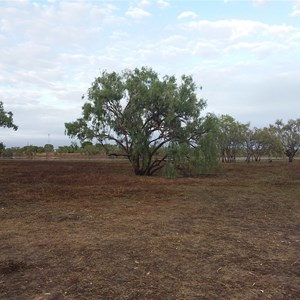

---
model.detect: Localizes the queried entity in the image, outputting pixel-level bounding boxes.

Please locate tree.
[65,67,217,176]
[245,127,283,162]
[21,145,39,157]
[165,114,220,176]
[0,101,18,131]
[0,142,5,154]
[57,142,79,154]
[272,119,300,162]
[216,115,249,162]
[44,144,54,153]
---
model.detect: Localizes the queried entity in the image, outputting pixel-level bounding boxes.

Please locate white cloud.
[291,0,300,16]
[0,0,299,147]
[163,34,187,44]
[139,0,151,7]
[193,42,219,56]
[225,41,289,60]
[178,11,198,20]
[225,0,268,6]
[181,19,296,42]
[157,0,170,9]
[126,7,151,19]
[251,0,268,6]
[291,9,300,16]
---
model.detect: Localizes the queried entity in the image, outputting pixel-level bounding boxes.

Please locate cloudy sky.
[1,0,300,147]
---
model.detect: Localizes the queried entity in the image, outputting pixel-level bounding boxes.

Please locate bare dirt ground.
[0,159,299,300]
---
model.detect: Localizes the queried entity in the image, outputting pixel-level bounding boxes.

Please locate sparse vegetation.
[1,159,299,299]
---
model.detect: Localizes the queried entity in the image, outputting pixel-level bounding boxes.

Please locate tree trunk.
[132,159,149,176]
[285,149,296,163]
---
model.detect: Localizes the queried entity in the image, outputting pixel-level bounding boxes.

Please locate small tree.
[44,144,54,153]
[22,145,39,158]
[272,119,300,162]
[65,67,218,176]
[216,115,249,162]
[0,142,5,154]
[0,101,18,146]
[1,101,17,158]
[245,127,283,162]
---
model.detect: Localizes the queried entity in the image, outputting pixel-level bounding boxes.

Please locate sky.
[1,0,300,148]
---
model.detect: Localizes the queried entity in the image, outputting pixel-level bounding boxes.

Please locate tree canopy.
[65,67,218,176]
[216,114,249,162]
[245,127,283,162]
[272,119,300,162]
[0,101,18,131]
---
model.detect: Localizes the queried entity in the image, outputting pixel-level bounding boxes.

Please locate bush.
[1,148,13,158]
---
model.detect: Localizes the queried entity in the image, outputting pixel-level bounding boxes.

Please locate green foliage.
[165,115,220,177]
[22,145,39,156]
[78,144,101,155]
[163,160,179,178]
[0,142,13,158]
[0,142,5,153]
[81,141,93,148]
[245,127,283,162]
[57,143,79,154]
[272,119,300,162]
[1,148,13,158]
[165,144,207,177]
[57,146,73,154]
[44,144,54,153]
[65,67,217,176]
[216,115,249,162]
[0,101,18,146]
[0,101,18,131]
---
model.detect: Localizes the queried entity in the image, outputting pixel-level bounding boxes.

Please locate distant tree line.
[0,143,54,158]
[0,142,123,158]
[215,115,300,163]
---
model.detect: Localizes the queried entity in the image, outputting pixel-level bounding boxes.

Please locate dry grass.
[0,159,300,299]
